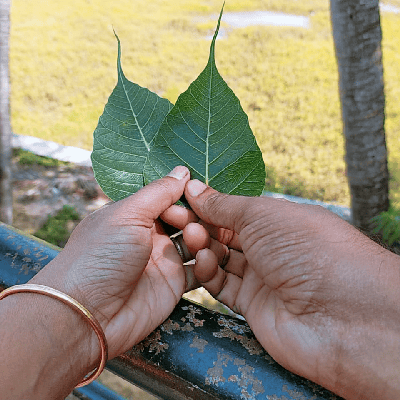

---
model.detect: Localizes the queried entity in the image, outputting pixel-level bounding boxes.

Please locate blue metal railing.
[73,381,127,400]
[0,223,343,400]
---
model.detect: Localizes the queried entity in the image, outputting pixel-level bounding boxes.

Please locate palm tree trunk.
[330,0,389,232]
[0,0,13,225]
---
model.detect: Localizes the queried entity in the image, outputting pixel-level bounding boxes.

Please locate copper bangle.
[0,284,108,388]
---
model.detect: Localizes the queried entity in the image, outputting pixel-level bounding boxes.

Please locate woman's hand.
[172,179,400,400]
[2,167,232,399]
[29,166,209,360]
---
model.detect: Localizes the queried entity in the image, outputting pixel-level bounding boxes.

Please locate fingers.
[222,249,247,278]
[194,249,242,313]
[208,237,230,267]
[182,223,210,257]
[119,166,190,224]
[161,187,243,251]
[170,233,193,263]
[175,223,230,266]
[162,204,242,252]
[161,204,199,230]
[199,221,242,251]
[185,180,249,236]
[194,249,219,283]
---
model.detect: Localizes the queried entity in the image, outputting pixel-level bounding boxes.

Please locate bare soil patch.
[12,156,109,236]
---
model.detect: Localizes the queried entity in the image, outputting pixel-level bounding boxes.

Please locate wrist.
[0,288,101,399]
[331,252,400,399]
[334,320,400,399]
[29,256,111,334]
[28,274,105,370]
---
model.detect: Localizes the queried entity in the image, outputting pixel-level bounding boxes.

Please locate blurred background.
[9,0,400,208]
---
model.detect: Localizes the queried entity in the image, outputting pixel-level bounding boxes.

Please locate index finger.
[118,166,190,226]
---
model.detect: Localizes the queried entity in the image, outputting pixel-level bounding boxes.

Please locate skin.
[0,166,224,399]
[167,179,400,400]
[1,167,399,399]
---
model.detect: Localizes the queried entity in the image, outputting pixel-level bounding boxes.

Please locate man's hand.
[177,179,400,400]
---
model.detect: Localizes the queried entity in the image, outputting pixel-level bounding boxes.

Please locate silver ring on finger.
[220,249,230,268]
[170,232,192,263]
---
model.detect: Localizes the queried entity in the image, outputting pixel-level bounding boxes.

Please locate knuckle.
[218,229,235,247]
[150,179,178,202]
[202,191,227,211]
[201,191,231,219]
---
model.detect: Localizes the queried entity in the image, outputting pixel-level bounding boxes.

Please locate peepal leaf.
[91,34,173,201]
[143,7,266,196]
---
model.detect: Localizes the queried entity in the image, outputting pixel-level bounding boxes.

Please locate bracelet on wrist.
[0,284,108,387]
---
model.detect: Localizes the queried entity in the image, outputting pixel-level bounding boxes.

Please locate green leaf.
[143,6,266,196]
[91,33,173,201]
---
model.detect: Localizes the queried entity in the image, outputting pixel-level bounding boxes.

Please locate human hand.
[175,179,400,400]
[29,167,213,361]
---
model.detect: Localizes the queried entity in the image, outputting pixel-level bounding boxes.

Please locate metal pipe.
[73,381,127,400]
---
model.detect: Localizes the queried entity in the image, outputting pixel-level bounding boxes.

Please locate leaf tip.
[213,3,225,42]
[208,3,225,63]
[113,28,124,76]
[112,27,120,42]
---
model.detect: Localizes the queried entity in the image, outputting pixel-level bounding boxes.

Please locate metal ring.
[220,249,230,268]
[170,233,192,263]
[171,232,231,267]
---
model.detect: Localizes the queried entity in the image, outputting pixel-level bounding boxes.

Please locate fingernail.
[187,179,207,197]
[167,166,189,180]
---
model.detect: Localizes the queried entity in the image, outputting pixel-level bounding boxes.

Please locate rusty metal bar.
[0,223,343,400]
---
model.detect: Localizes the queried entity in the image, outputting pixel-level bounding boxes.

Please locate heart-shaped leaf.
[91,34,173,201]
[143,7,266,196]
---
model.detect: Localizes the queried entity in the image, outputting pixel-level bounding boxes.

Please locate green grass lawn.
[10,0,400,207]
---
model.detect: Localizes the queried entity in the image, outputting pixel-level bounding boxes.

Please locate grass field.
[9,0,400,207]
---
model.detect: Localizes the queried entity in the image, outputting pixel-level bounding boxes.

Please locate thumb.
[185,180,249,235]
[120,166,190,223]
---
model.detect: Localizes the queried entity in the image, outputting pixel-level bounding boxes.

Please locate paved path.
[13,134,92,167]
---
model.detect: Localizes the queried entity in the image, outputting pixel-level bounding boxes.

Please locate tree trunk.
[0,0,13,225]
[330,0,389,233]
